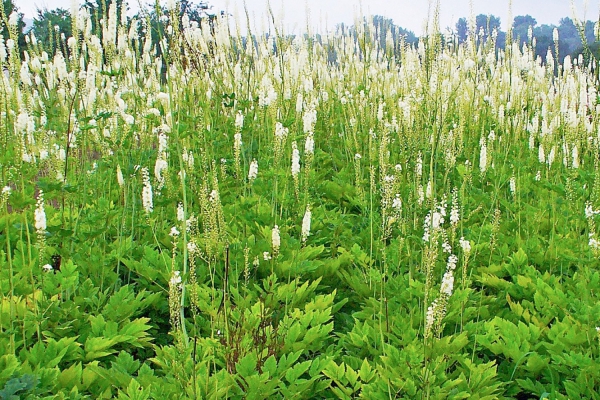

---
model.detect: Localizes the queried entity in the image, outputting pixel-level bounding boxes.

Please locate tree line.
[3,0,600,64]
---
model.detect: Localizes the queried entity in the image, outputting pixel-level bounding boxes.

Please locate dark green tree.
[512,15,537,45]
[455,17,467,42]
[31,8,73,54]
[1,0,27,57]
[532,24,555,61]
[558,17,581,56]
[455,14,502,45]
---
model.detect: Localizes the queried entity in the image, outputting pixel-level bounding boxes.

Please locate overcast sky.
[16,0,598,34]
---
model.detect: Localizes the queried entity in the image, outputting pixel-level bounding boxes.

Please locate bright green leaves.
[84,315,152,361]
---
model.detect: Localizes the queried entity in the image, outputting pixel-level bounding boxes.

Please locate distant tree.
[455,18,467,42]
[476,14,501,38]
[533,24,555,61]
[1,0,27,56]
[133,0,214,76]
[455,14,501,45]
[512,15,537,45]
[83,0,125,38]
[371,15,418,53]
[31,8,73,54]
[558,17,581,57]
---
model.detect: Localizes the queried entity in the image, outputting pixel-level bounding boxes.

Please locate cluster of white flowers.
[248,159,258,181]
[425,180,432,199]
[116,165,124,187]
[440,270,454,296]
[34,191,46,232]
[301,206,311,243]
[187,241,198,254]
[459,237,471,254]
[169,270,182,286]
[291,142,300,177]
[296,92,303,113]
[177,202,185,222]
[479,136,487,173]
[1,186,10,204]
[547,146,556,167]
[509,176,516,197]
[154,130,168,189]
[415,152,423,178]
[538,144,545,164]
[182,150,194,168]
[423,211,441,242]
[450,188,459,226]
[305,133,314,155]
[275,122,288,140]
[585,202,600,219]
[302,106,317,133]
[272,225,281,254]
[235,111,244,130]
[589,233,600,251]
[392,195,402,211]
[234,133,242,150]
[141,167,153,214]
[572,146,579,169]
[258,75,277,107]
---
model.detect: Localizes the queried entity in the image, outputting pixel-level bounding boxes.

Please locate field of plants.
[2,2,600,399]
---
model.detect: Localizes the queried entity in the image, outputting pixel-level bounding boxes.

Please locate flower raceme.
[34,191,46,233]
[301,206,312,243]
[272,225,281,255]
[141,168,153,214]
[248,159,258,181]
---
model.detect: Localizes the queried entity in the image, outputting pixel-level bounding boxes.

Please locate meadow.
[1,3,600,399]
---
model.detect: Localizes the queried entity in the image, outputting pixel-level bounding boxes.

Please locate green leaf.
[236,353,258,378]
[285,360,311,383]
[84,337,119,361]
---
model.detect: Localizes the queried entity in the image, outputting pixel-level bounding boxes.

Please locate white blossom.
[169,270,182,286]
[8,12,18,26]
[248,159,258,181]
[440,271,454,296]
[509,176,516,196]
[34,191,46,232]
[301,206,311,242]
[459,237,471,254]
[235,111,244,130]
[177,202,185,221]
[450,189,459,226]
[141,168,153,214]
[291,142,300,176]
[272,225,281,253]
[479,137,487,173]
[117,165,124,186]
[305,133,314,155]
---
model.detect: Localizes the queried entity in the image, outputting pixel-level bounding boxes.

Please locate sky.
[16,0,598,34]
